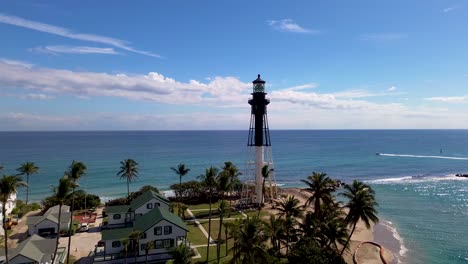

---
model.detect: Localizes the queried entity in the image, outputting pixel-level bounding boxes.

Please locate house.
[26,205,71,236]
[0,192,17,236]
[96,190,188,263]
[105,190,170,227]
[8,234,66,264]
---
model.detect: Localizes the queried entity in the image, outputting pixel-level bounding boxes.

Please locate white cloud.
[360,33,406,41]
[31,45,119,55]
[425,96,468,103]
[443,6,458,12]
[388,86,397,91]
[0,13,160,58]
[267,19,318,34]
[0,58,33,68]
[282,83,318,91]
[0,60,250,106]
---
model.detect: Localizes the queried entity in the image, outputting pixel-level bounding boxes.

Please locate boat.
[455,174,468,178]
[376,153,381,156]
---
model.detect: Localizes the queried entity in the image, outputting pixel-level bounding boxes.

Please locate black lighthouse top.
[252,74,266,93]
[248,74,271,147]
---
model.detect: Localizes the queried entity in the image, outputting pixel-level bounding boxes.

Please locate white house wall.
[107,212,132,226]
[28,219,64,236]
[138,219,186,255]
[9,254,36,264]
[134,198,169,215]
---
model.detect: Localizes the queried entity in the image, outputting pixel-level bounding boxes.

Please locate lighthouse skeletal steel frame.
[243,74,277,205]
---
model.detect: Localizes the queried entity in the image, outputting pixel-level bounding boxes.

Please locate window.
[147,203,153,209]
[154,226,162,235]
[155,240,163,249]
[164,239,170,248]
[155,202,160,207]
[112,241,121,248]
[163,239,174,248]
[140,243,146,251]
[113,214,121,220]
[142,232,147,239]
[164,226,172,235]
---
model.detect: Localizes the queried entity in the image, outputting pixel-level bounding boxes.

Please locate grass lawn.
[193,244,233,264]
[192,209,244,220]
[244,209,270,218]
[188,203,211,210]
[187,222,208,246]
[200,222,228,243]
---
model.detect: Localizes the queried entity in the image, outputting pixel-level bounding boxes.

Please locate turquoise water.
[0,130,467,263]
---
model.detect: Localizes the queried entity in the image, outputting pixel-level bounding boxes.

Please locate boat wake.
[367,174,468,184]
[377,153,468,160]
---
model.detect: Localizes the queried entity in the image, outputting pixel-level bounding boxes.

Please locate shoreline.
[280,187,396,264]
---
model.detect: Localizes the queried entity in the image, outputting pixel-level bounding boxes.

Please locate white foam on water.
[162,190,175,198]
[381,220,408,263]
[378,153,468,160]
[367,174,468,185]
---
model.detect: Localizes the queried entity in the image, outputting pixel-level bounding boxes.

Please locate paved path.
[186,208,214,244]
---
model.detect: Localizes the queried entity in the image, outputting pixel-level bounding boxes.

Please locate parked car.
[79,223,89,232]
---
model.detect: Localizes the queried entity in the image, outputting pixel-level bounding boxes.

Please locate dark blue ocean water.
[0,130,467,263]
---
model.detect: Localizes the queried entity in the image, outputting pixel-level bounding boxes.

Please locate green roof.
[9,235,55,263]
[134,206,187,232]
[104,205,131,214]
[101,227,133,240]
[130,190,170,209]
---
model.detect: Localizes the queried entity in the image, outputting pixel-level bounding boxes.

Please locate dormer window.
[147,203,153,209]
[155,202,160,207]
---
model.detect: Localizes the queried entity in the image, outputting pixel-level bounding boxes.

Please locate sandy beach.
[280,188,395,264]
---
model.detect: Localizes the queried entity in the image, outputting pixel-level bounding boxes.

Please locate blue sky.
[1,0,468,130]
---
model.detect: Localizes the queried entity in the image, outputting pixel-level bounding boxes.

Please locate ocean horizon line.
[2,128,468,133]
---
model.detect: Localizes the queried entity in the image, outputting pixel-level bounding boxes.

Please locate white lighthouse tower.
[243,74,277,205]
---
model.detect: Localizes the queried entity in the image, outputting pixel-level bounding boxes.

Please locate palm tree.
[276,195,303,219]
[129,230,143,263]
[230,217,270,264]
[198,166,218,263]
[144,241,154,263]
[117,159,139,198]
[217,200,228,263]
[301,172,336,219]
[223,222,230,256]
[221,162,241,216]
[0,175,26,264]
[171,163,190,185]
[171,243,194,264]
[65,161,87,264]
[16,162,39,205]
[339,180,379,256]
[264,215,284,259]
[121,238,130,264]
[51,176,72,264]
[258,165,274,216]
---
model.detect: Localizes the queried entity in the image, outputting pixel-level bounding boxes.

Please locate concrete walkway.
[186,208,215,244]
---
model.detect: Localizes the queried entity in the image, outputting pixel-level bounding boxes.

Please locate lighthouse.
[244,74,277,205]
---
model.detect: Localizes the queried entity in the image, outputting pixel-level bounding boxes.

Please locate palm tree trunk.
[52,204,63,264]
[340,222,357,256]
[258,178,266,217]
[217,203,223,263]
[224,226,228,257]
[3,203,9,264]
[26,174,29,205]
[315,198,320,219]
[66,188,75,264]
[134,239,138,264]
[127,178,130,198]
[206,192,212,263]
[179,175,182,185]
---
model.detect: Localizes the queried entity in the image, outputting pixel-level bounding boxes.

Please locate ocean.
[0,130,467,263]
